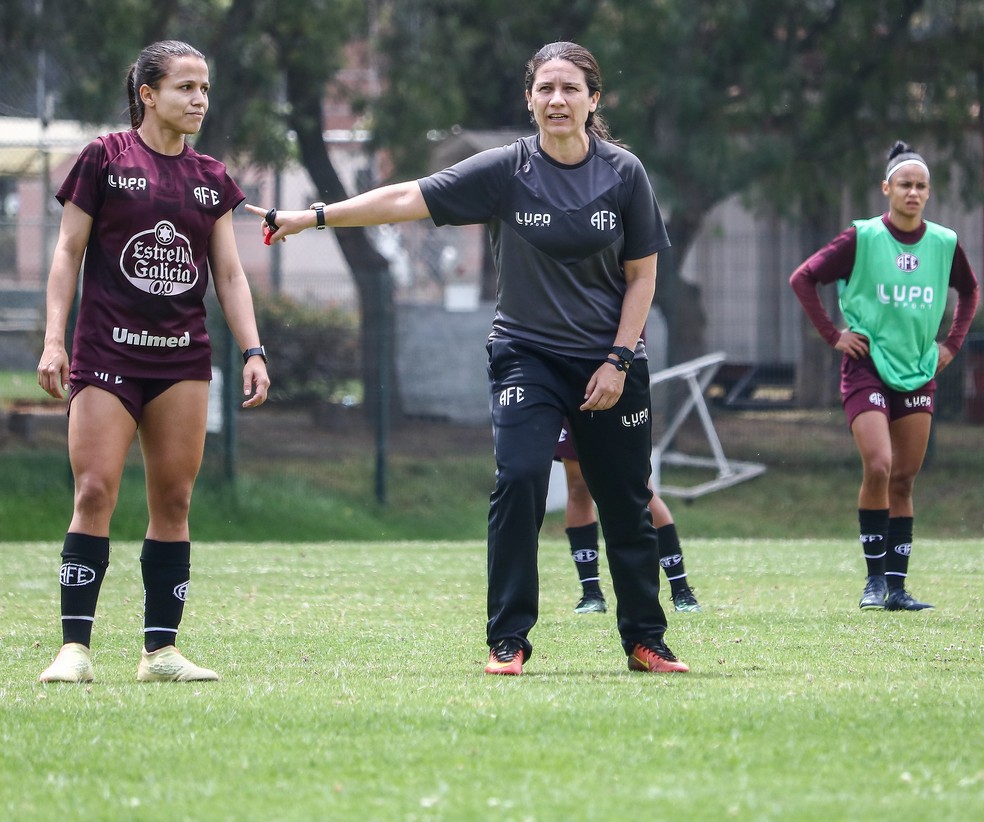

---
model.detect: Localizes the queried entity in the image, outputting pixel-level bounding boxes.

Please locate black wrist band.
[606,356,629,372]
[243,345,268,364]
[610,345,635,364]
[310,202,327,229]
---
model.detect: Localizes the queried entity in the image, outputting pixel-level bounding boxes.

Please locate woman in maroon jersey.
[790,141,978,612]
[36,40,269,683]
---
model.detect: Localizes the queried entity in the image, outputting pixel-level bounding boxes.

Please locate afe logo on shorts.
[173,581,190,601]
[498,386,525,406]
[60,563,96,586]
[868,392,887,408]
[896,252,919,273]
[120,220,199,297]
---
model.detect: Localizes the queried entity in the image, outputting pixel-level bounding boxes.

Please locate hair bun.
[888,140,913,161]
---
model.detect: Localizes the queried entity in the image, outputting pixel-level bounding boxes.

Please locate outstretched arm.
[245,181,430,244]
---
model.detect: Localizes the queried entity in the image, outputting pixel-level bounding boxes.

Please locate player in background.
[789,141,978,611]
[555,422,700,614]
[247,41,689,676]
[37,40,269,683]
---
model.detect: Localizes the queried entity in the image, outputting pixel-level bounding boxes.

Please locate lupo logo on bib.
[119,220,199,296]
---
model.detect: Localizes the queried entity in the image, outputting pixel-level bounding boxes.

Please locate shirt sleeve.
[788,227,857,347]
[621,155,670,260]
[941,242,981,352]
[418,144,515,227]
[55,138,108,217]
[222,169,246,217]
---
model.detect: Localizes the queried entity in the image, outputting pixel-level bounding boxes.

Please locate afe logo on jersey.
[591,211,617,231]
[120,220,199,296]
[896,252,919,272]
[193,186,220,207]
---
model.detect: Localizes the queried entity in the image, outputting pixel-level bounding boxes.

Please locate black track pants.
[485,340,667,659]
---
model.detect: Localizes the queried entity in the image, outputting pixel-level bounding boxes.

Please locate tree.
[368,0,599,301]
[6,0,981,412]
[369,0,598,178]
[7,0,395,419]
[364,1,982,377]
[587,0,983,371]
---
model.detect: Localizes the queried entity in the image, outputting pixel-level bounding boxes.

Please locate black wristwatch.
[310,201,327,230]
[609,345,635,372]
[243,345,268,364]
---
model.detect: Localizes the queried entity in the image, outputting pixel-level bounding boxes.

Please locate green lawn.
[2,539,981,820]
[0,370,39,402]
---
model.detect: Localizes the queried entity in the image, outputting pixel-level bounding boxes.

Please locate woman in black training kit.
[248,41,688,675]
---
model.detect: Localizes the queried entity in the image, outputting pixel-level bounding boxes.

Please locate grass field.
[2,539,981,821]
[3,399,983,543]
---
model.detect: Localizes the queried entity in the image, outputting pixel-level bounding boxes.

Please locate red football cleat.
[628,642,690,673]
[485,640,524,675]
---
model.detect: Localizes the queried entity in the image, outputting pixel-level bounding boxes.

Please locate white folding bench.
[649,351,766,500]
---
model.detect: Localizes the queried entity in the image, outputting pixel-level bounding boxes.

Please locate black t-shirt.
[419,135,669,360]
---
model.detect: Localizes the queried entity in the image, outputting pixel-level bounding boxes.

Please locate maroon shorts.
[840,355,935,428]
[554,420,578,462]
[69,370,185,423]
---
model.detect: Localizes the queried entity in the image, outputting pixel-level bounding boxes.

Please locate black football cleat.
[885,588,934,611]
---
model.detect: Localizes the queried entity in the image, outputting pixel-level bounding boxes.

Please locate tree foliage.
[585,0,983,362]
[368,0,598,178]
[4,0,981,386]
[366,1,982,363]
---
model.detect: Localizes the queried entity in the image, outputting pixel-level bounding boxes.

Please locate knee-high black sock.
[885,516,914,591]
[567,523,603,596]
[59,532,110,647]
[656,523,689,595]
[141,539,191,653]
[858,508,889,577]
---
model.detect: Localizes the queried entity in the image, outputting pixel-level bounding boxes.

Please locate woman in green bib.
[790,141,979,612]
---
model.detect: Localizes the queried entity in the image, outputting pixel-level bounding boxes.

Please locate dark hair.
[525,41,621,145]
[885,140,929,181]
[126,40,205,128]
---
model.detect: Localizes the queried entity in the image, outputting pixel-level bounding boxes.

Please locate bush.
[252,293,361,405]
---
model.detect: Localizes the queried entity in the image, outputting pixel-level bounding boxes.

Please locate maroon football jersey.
[57,130,245,380]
